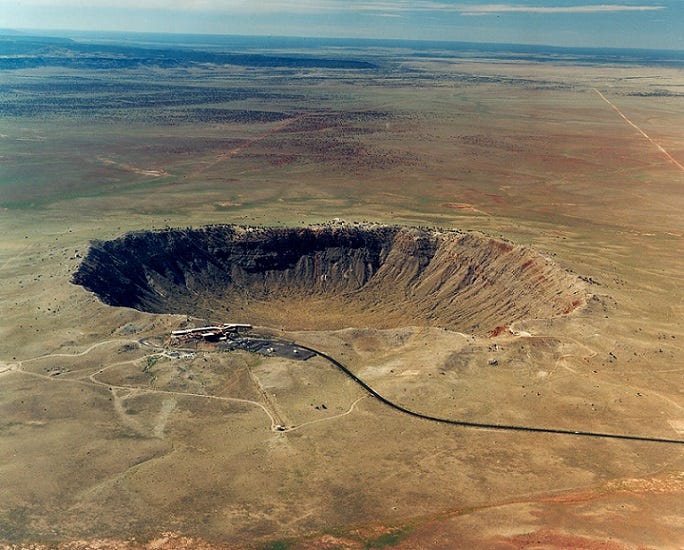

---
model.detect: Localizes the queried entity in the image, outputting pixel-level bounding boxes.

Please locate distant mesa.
[72,224,586,333]
[0,34,377,71]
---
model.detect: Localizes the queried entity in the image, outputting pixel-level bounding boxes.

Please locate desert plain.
[0,35,683,548]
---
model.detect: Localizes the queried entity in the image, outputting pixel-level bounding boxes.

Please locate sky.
[1,0,683,50]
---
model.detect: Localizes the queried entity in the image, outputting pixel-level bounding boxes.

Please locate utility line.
[593,88,684,173]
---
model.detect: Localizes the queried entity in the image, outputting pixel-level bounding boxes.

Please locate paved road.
[288,339,684,446]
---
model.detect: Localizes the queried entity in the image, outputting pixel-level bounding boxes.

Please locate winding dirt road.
[6,331,684,444]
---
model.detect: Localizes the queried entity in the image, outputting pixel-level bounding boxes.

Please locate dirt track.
[593,88,684,172]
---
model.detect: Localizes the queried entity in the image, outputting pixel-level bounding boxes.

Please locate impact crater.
[72,224,586,333]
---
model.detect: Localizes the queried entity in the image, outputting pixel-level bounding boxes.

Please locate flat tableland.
[0,35,683,548]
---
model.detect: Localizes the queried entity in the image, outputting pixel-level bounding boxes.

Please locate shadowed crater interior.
[72,224,586,332]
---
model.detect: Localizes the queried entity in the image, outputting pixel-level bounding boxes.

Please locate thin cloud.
[459,4,665,15]
[9,0,666,15]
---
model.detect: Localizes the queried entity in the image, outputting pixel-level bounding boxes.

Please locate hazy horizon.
[2,1,683,51]
[5,27,684,56]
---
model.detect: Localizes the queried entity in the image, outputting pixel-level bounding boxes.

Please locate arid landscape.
[1,32,683,549]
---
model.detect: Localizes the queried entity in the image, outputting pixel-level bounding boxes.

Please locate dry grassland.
[0,50,683,548]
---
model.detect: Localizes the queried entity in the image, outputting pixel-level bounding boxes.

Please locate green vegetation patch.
[143,354,161,372]
[258,540,292,550]
[364,527,412,549]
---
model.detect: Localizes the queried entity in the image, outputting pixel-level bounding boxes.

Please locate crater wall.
[73,225,586,332]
